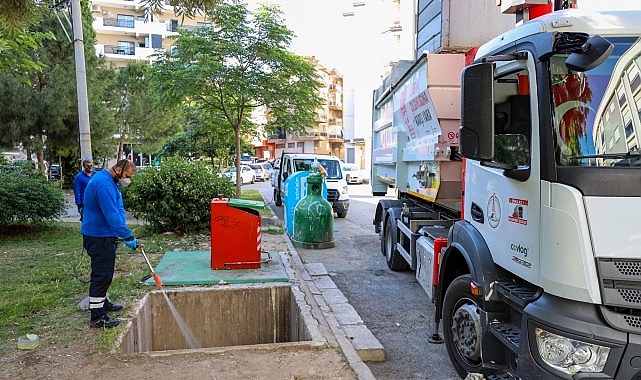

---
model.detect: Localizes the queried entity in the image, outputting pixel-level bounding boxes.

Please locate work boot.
[89,315,120,328]
[103,301,123,312]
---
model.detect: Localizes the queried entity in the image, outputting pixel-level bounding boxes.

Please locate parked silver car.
[249,163,271,182]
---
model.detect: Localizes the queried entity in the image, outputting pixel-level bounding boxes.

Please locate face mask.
[118,178,131,188]
[84,166,93,173]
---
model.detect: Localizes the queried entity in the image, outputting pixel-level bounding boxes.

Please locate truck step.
[489,322,520,352]
[485,372,519,380]
[496,281,539,309]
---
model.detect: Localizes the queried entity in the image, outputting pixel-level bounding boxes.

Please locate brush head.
[153,273,163,288]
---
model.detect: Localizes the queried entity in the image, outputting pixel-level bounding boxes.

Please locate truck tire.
[443,274,484,377]
[336,210,347,218]
[384,217,410,271]
[274,189,282,207]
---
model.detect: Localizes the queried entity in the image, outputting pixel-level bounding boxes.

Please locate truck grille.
[598,258,641,333]
[327,189,339,202]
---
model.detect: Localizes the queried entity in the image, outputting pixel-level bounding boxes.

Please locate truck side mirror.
[460,63,495,161]
[565,35,613,72]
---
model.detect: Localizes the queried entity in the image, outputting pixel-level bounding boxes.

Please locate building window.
[117,14,134,28]
[617,84,627,108]
[117,41,135,55]
[628,64,641,94]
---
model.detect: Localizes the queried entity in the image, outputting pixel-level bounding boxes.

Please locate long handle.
[139,245,163,288]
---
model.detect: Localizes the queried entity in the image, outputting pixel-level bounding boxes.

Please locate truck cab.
[449,9,641,379]
[272,153,349,218]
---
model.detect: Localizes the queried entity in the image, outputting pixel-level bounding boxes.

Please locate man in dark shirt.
[73,158,93,221]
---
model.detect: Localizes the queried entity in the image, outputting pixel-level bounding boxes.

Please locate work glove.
[124,236,137,250]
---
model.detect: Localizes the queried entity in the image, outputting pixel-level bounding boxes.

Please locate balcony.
[329,84,342,92]
[93,16,168,36]
[103,17,134,28]
[291,131,329,141]
[328,101,342,110]
[328,117,342,125]
[328,126,344,142]
[97,44,160,61]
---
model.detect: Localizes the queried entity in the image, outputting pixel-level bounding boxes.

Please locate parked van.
[272,153,349,218]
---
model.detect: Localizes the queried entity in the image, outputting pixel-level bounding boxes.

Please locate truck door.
[463,55,541,286]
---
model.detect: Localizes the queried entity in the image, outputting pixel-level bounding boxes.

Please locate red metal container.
[210,197,264,269]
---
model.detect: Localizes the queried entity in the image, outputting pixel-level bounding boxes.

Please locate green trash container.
[291,172,335,249]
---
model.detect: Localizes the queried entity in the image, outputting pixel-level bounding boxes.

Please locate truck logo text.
[510,243,528,257]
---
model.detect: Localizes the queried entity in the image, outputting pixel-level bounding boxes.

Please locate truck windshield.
[550,37,641,167]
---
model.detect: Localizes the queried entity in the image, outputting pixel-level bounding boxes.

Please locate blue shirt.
[80,169,133,239]
[73,171,92,206]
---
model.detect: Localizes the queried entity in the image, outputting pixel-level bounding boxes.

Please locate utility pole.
[71,0,92,160]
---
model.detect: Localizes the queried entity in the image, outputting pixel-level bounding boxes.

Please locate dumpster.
[210,197,265,269]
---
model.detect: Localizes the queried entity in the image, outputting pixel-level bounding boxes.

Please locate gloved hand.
[124,237,137,250]
[77,204,83,213]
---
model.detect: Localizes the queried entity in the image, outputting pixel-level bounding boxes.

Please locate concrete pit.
[120,283,315,353]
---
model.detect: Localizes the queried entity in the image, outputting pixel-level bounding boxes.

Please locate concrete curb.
[283,233,378,380]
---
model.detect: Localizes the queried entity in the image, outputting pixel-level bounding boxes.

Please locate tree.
[0,0,55,83]
[104,61,185,162]
[151,0,323,197]
[0,1,116,178]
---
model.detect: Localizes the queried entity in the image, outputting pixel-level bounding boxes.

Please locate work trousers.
[83,235,118,320]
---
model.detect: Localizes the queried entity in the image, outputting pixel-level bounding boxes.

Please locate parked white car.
[249,163,271,182]
[221,165,255,184]
[342,163,363,184]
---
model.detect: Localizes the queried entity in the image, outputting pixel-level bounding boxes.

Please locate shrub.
[124,157,235,233]
[0,164,66,226]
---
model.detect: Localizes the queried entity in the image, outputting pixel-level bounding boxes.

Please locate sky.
[247,0,386,81]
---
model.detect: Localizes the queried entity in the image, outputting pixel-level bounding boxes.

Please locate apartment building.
[90,0,208,68]
[261,59,344,160]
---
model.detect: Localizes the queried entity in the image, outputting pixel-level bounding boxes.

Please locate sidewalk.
[59,190,144,224]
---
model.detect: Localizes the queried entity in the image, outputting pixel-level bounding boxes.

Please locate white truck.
[272,152,349,218]
[372,8,641,379]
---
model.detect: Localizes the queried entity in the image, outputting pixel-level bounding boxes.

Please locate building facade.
[90,0,208,68]
[261,59,344,160]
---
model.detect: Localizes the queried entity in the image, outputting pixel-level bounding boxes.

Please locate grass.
[239,189,274,217]
[0,222,211,355]
[0,188,275,355]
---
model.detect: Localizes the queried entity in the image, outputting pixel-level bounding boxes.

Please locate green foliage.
[105,61,185,161]
[124,157,235,233]
[0,163,65,226]
[150,0,323,197]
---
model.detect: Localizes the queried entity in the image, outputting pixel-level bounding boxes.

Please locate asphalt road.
[247,180,460,380]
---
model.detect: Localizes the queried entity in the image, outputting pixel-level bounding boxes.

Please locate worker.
[80,159,137,328]
[73,158,94,221]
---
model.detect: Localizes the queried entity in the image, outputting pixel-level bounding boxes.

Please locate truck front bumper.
[332,200,349,214]
[517,293,632,379]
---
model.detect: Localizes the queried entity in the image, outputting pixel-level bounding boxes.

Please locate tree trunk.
[235,125,241,198]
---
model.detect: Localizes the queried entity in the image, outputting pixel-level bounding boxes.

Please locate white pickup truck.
[271,153,349,218]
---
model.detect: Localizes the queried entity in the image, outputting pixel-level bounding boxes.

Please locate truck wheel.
[336,210,347,218]
[384,217,409,271]
[443,274,484,377]
[274,189,282,207]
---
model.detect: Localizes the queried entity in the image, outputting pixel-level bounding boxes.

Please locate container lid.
[228,198,265,210]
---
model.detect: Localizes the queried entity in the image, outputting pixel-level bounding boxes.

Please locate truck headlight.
[535,327,610,375]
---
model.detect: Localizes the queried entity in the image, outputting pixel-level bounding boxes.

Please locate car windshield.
[249,164,261,170]
[293,158,342,179]
[343,164,358,171]
[550,36,641,167]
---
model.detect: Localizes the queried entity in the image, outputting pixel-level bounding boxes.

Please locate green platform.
[145,250,289,286]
